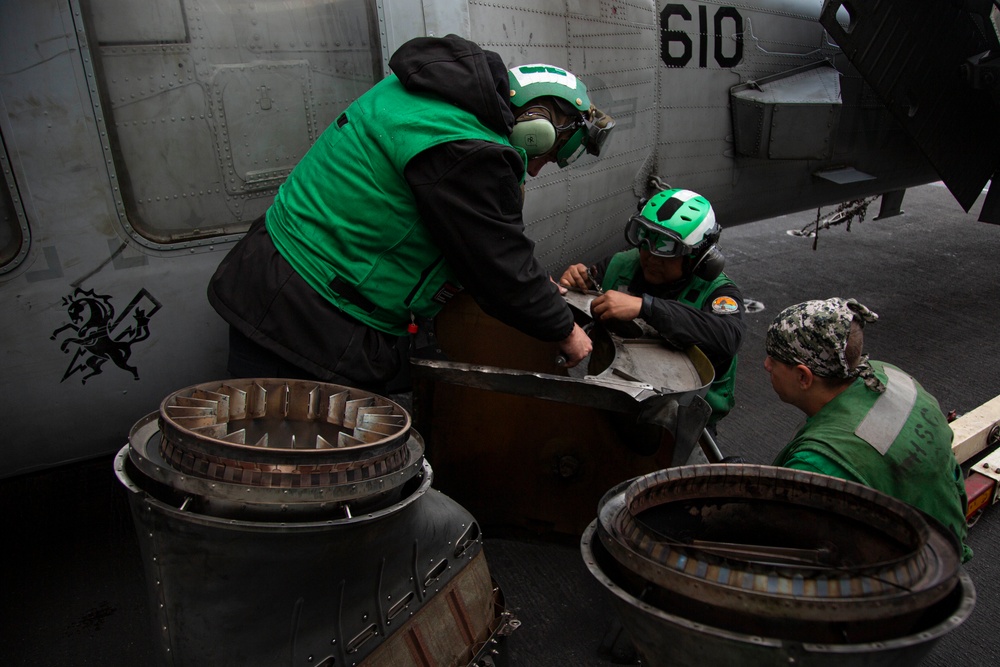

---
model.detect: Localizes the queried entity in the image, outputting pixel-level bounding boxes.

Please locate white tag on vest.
[854,366,918,455]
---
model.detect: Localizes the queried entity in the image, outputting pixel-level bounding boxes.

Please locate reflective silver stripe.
[854,366,918,455]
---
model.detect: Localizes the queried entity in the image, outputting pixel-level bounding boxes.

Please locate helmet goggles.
[556,107,616,167]
[624,213,695,258]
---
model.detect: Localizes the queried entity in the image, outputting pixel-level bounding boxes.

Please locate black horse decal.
[50,288,161,384]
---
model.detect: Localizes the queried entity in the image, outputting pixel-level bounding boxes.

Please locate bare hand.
[558,264,592,291]
[557,322,593,368]
[590,290,642,322]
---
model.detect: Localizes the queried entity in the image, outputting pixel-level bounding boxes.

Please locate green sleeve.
[782,450,864,484]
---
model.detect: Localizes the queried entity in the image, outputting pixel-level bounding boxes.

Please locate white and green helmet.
[508,64,591,112]
[625,188,720,259]
[507,64,615,167]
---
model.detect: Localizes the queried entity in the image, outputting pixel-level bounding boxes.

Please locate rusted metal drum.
[115,378,515,667]
[411,293,715,534]
[582,464,975,666]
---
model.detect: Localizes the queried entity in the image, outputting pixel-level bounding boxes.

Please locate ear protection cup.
[693,245,725,281]
[510,117,557,157]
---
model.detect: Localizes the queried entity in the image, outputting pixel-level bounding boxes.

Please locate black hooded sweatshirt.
[208,35,573,387]
[395,35,574,340]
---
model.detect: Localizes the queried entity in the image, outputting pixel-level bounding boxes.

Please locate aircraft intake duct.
[582,464,975,666]
[115,378,515,667]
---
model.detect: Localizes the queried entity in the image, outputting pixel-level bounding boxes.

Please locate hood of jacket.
[388,34,515,137]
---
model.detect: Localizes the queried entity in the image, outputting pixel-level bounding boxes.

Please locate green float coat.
[266,74,525,335]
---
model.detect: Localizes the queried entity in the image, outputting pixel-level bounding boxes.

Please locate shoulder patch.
[711,296,740,315]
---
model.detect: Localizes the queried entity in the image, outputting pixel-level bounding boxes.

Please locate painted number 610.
[661,4,744,68]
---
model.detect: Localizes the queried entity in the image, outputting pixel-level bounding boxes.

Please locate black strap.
[329,276,376,313]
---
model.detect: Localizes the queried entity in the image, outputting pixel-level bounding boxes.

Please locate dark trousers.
[227,326,325,383]
[226,326,414,395]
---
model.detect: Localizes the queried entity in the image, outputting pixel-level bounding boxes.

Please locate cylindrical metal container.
[116,378,514,667]
[581,464,975,666]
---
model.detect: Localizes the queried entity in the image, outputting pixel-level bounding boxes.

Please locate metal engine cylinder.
[115,378,513,667]
[582,464,975,666]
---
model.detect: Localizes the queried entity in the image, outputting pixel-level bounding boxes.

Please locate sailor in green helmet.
[559,188,746,437]
[208,34,614,391]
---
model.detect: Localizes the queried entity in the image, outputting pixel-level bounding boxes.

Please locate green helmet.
[507,64,615,167]
[508,64,591,112]
[625,189,719,257]
[625,188,724,279]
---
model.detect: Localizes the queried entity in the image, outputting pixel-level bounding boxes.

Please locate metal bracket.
[969,424,1000,502]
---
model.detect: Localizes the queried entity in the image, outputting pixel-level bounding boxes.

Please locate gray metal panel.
[813,166,875,185]
[731,62,841,160]
[769,102,839,159]
[210,61,314,195]
[730,95,765,160]
[85,0,379,245]
[87,0,186,43]
[380,0,471,59]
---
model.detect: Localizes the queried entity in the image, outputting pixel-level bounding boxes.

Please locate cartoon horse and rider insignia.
[50,287,161,384]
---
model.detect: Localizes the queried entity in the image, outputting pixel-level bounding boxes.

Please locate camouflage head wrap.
[765,297,884,393]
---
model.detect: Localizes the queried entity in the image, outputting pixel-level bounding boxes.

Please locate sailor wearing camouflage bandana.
[766,297,973,562]
[765,297,883,392]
